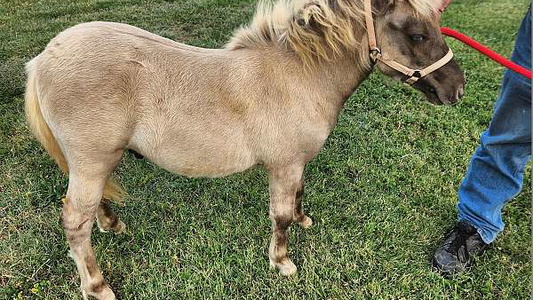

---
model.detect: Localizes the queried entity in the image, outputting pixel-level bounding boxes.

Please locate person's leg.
[457,8,531,244]
[433,8,531,274]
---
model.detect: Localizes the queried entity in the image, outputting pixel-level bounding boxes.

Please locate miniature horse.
[25,0,464,298]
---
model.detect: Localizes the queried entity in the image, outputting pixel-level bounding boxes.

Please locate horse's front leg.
[294,177,313,229]
[267,164,309,276]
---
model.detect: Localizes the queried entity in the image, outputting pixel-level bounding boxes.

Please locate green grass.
[1,0,530,299]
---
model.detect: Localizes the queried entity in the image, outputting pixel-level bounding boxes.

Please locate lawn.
[0,0,530,299]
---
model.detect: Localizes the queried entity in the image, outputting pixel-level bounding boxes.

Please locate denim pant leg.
[457,9,531,244]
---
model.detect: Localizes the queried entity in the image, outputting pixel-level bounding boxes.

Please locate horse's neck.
[302,54,373,126]
[319,56,372,101]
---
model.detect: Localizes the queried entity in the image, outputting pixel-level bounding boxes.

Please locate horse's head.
[372,0,465,105]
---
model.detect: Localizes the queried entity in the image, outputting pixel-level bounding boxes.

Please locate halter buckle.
[369,47,381,63]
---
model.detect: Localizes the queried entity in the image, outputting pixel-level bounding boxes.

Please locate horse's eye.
[410,34,425,42]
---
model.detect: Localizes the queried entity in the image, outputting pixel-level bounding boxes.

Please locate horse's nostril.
[429,87,436,94]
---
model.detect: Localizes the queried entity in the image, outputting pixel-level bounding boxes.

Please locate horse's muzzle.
[414,58,465,106]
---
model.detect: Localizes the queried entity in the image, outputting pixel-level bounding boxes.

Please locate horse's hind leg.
[96,200,126,234]
[267,164,305,276]
[294,178,313,229]
[62,153,122,300]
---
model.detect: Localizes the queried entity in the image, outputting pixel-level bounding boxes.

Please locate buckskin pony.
[25,0,464,298]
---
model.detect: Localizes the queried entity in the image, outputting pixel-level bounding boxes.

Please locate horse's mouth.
[424,88,446,105]
[415,80,464,106]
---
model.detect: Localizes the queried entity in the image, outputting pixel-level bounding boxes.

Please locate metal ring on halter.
[411,69,423,78]
[403,69,422,85]
[370,47,381,63]
[404,71,423,85]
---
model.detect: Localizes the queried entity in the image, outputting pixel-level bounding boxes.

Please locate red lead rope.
[441,27,532,80]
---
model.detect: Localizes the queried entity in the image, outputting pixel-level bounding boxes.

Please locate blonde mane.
[226,0,440,68]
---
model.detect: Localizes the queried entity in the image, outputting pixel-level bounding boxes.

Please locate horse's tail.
[24,57,125,203]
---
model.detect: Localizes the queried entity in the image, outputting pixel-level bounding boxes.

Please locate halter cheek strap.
[363,0,454,85]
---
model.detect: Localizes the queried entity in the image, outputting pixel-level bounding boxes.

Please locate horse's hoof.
[85,284,116,300]
[299,216,313,229]
[269,258,276,270]
[113,220,126,234]
[269,258,297,275]
[98,227,109,233]
[97,220,126,234]
[278,260,297,276]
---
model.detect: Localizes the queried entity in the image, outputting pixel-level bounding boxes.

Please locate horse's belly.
[156,153,256,178]
[130,137,257,178]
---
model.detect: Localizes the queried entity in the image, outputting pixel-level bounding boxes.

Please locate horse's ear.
[373,0,395,13]
[294,2,327,30]
[437,0,453,13]
[328,0,339,10]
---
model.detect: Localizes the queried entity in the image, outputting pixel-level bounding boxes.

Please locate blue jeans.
[457,9,531,244]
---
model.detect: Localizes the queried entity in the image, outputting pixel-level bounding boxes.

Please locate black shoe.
[432,221,490,275]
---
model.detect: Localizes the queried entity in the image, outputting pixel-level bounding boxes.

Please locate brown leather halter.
[363,0,454,85]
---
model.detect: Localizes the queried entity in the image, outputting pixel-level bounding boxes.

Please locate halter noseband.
[363,0,454,85]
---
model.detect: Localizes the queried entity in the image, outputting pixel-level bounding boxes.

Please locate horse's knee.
[61,199,97,243]
[271,213,292,230]
[270,200,294,225]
